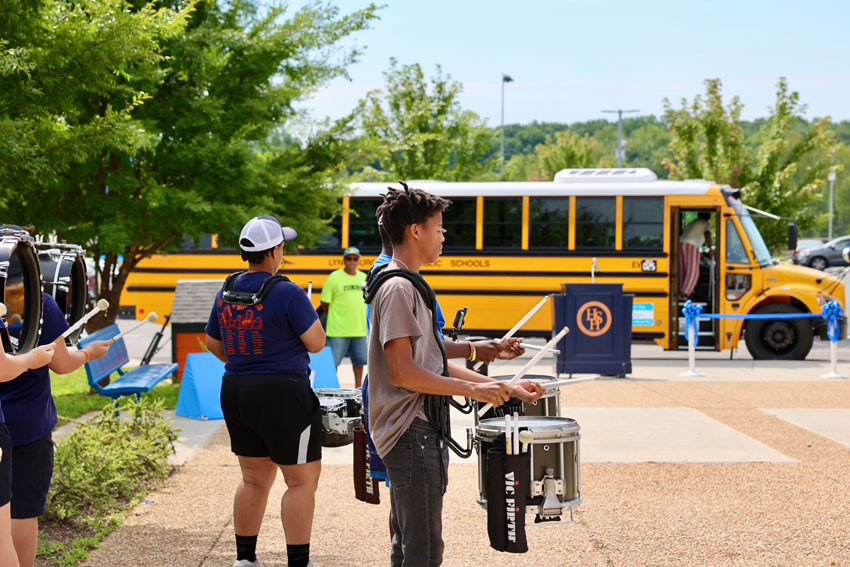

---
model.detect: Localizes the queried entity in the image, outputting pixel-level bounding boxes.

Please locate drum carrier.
[363,263,473,458]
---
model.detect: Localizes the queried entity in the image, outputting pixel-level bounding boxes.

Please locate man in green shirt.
[321,247,368,387]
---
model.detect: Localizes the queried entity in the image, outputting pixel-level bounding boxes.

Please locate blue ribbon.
[682,300,703,346]
[821,300,843,343]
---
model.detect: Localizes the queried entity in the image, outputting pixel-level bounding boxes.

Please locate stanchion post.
[821,300,846,379]
[680,300,704,377]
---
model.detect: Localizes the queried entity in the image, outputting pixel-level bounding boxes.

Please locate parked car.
[794,236,850,270]
[791,239,825,264]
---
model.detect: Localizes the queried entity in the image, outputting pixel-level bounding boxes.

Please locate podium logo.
[577,301,612,337]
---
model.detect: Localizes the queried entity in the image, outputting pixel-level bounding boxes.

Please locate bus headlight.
[726,273,751,301]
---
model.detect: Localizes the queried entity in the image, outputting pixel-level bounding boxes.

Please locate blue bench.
[78,323,178,400]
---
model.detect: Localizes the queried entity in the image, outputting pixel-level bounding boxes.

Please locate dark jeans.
[383,418,447,567]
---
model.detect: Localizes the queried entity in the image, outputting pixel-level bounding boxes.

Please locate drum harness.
[220,271,291,306]
[363,263,473,459]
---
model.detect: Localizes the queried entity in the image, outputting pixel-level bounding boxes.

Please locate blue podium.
[553,283,633,376]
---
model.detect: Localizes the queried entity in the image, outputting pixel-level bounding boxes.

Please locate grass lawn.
[52,367,180,424]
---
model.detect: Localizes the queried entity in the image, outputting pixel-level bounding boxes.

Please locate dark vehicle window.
[484,197,522,248]
[726,220,749,263]
[623,197,663,250]
[576,197,615,249]
[348,197,382,250]
[313,198,343,250]
[442,197,476,249]
[529,197,569,249]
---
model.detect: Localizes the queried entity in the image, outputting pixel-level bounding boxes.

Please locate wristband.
[80,348,90,363]
[467,341,477,362]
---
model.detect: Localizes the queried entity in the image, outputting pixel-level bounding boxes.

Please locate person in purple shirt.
[0,330,55,567]
[0,294,112,567]
[205,216,326,567]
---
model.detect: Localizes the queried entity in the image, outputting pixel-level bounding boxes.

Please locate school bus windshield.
[728,197,772,265]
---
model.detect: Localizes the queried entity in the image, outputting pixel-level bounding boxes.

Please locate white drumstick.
[512,412,519,455]
[541,376,601,389]
[56,299,109,343]
[474,295,550,370]
[0,302,6,318]
[505,414,512,455]
[519,430,534,454]
[112,312,158,341]
[478,326,570,417]
[307,280,312,297]
[521,343,560,354]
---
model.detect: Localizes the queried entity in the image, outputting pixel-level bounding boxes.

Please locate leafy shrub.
[46,396,177,524]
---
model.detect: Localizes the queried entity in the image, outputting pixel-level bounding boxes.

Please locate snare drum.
[0,228,43,353]
[315,388,363,447]
[36,242,87,344]
[475,416,581,522]
[475,374,561,422]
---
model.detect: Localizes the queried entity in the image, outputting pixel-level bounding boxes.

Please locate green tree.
[663,78,837,249]
[355,58,497,181]
[1,0,377,326]
[503,130,612,181]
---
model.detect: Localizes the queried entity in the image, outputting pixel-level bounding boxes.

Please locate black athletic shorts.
[10,432,54,519]
[220,373,322,466]
[0,423,11,508]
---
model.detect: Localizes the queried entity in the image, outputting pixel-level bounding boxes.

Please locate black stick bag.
[486,448,529,553]
[353,423,380,504]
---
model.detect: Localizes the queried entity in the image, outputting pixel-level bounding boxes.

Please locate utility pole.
[500,74,513,174]
[601,108,639,167]
[828,152,836,239]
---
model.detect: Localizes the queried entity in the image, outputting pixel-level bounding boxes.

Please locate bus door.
[672,207,720,349]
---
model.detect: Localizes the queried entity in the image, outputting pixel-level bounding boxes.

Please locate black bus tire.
[744,304,814,360]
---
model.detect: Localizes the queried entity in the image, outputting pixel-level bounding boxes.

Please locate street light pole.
[601,108,639,167]
[500,74,513,174]
[828,152,836,239]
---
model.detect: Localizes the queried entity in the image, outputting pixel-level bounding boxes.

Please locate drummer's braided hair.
[376,181,451,245]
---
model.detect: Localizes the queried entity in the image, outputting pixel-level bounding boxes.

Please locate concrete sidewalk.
[77,342,850,567]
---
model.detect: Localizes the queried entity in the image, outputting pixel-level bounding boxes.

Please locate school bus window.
[483,197,522,248]
[179,234,214,250]
[726,219,749,263]
[575,197,615,249]
[348,197,383,250]
[313,199,343,250]
[623,197,663,250]
[529,197,569,249]
[442,197,476,249]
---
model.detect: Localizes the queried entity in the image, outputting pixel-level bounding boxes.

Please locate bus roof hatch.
[554,168,658,183]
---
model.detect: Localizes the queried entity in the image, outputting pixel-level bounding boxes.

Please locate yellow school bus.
[122,168,844,359]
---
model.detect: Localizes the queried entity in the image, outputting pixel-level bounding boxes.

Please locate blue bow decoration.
[821,300,843,343]
[682,300,703,347]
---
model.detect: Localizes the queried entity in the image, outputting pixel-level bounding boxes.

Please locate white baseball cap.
[239,215,297,251]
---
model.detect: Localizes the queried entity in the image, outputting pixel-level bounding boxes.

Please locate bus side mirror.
[843,247,850,265]
[787,222,798,251]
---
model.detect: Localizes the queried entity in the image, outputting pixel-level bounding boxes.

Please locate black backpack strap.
[221,271,292,305]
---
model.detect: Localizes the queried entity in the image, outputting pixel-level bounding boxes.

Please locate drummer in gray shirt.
[367,184,543,566]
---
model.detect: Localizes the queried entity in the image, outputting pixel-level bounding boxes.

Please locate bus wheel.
[744,304,814,360]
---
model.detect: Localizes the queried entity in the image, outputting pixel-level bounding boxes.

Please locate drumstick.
[520,343,560,354]
[541,376,601,389]
[504,414,512,455]
[112,312,158,341]
[307,280,312,297]
[55,299,109,343]
[478,326,570,417]
[474,295,550,370]
[518,430,533,454]
[512,412,519,455]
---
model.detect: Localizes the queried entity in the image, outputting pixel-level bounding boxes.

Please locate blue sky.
[290,0,850,127]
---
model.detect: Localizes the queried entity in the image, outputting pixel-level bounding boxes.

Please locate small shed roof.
[170,279,223,324]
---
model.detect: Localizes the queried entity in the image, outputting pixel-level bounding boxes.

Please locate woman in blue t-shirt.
[0,323,55,567]
[205,216,325,567]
